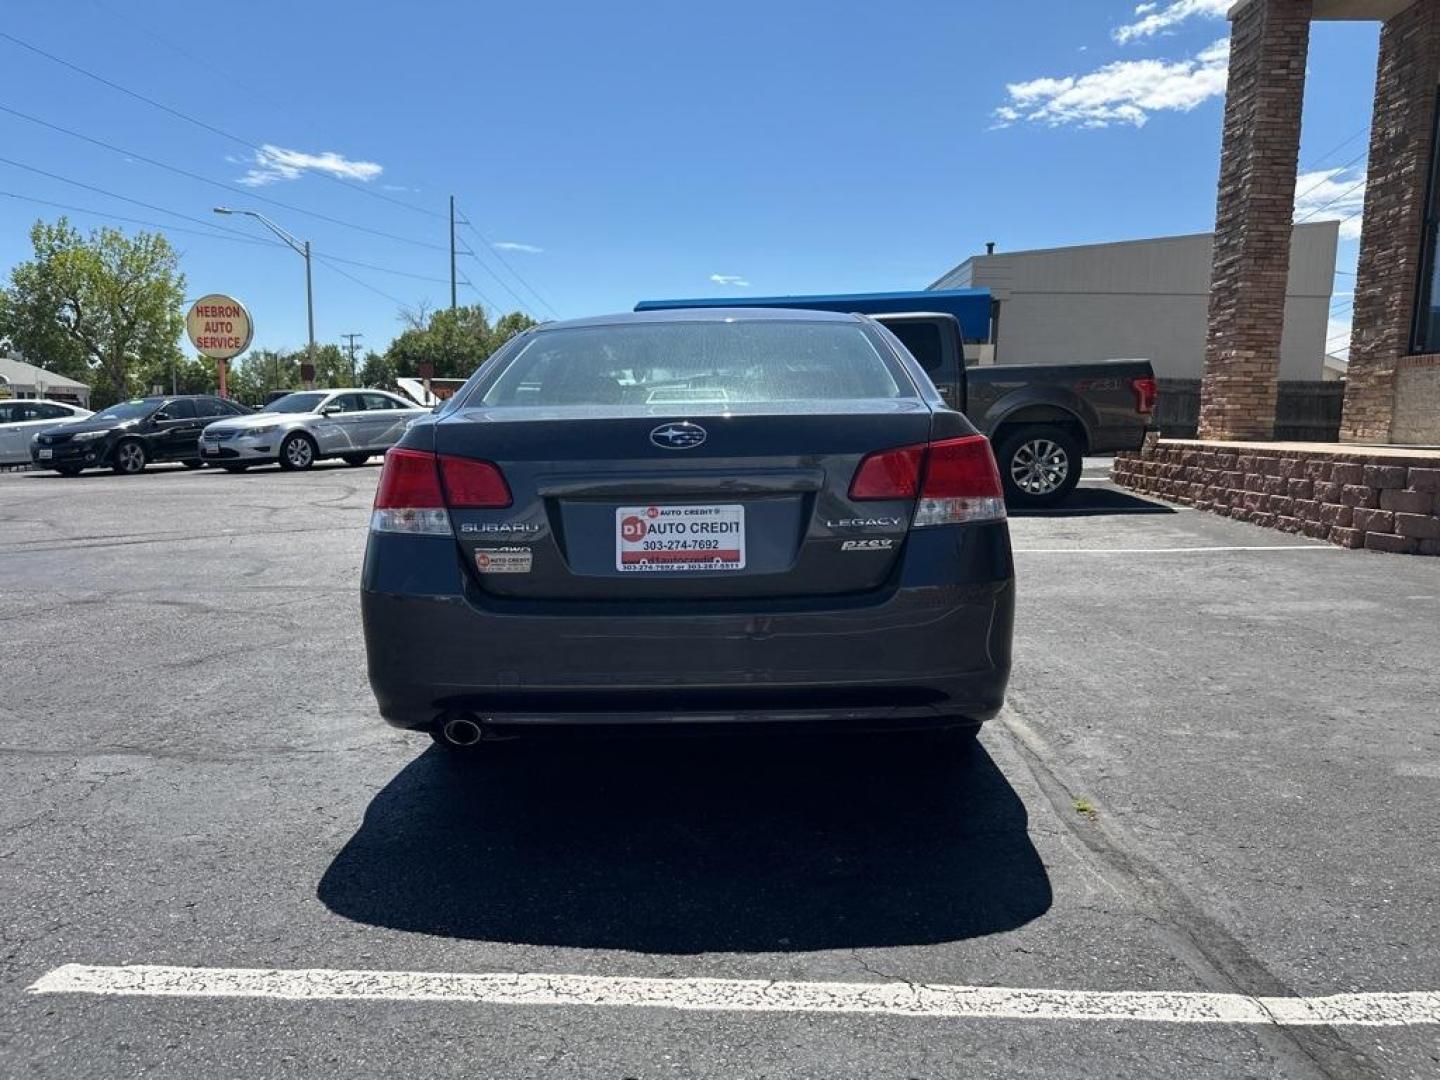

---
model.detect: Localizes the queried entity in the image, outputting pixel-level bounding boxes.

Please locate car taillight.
[439,456,511,509]
[915,434,1006,526]
[1132,376,1157,415]
[372,449,510,535]
[850,435,1005,526]
[849,444,924,499]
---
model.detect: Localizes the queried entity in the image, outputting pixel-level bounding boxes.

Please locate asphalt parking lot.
[2,458,1437,1079]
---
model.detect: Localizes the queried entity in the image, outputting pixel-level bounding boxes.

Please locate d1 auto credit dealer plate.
[615,504,745,572]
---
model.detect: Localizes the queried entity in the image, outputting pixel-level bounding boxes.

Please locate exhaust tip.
[438,714,484,748]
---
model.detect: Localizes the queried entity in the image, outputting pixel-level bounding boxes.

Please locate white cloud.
[994,38,1229,129]
[710,273,750,287]
[237,144,383,187]
[1294,167,1366,239]
[1115,0,1231,44]
[492,241,543,253]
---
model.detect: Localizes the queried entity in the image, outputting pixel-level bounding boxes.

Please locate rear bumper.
[361,523,1015,732]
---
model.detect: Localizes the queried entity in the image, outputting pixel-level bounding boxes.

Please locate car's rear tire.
[222,464,250,473]
[278,433,317,471]
[996,425,1082,510]
[342,453,370,466]
[111,439,147,476]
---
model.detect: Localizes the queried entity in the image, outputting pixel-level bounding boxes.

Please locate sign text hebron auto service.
[185,294,253,360]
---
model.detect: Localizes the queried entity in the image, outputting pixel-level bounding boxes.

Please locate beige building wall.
[930,223,1339,381]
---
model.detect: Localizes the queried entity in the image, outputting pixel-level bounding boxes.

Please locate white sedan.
[199,388,430,472]
[0,400,93,466]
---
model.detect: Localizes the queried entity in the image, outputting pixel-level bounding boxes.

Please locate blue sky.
[2,0,1376,359]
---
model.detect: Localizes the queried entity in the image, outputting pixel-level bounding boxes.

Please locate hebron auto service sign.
[186,294,253,360]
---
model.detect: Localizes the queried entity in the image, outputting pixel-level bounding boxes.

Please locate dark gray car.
[361,308,1015,750]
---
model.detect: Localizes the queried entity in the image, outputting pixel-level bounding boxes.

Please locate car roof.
[300,388,397,394]
[535,307,864,332]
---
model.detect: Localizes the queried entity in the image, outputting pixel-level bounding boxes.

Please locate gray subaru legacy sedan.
[361,308,1014,750]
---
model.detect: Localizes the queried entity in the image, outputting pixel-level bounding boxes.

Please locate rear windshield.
[479,321,908,407]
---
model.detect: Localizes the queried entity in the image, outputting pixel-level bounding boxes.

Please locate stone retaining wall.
[1112,440,1440,556]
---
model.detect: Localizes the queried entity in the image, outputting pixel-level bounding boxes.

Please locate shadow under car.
[318,732,1051,954]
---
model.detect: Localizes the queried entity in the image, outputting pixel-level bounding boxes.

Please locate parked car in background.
[200,388,429,472]
[363,309,1014,751]
[31,395,250,476]
[0,399,92,466]
[636,292,1157,509]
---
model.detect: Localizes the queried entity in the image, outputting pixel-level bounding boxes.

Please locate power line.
[313,254,411,310]
[0,154,283,243]
[458,243,539,318]
[85,0,294,115]
[1300,126,1369,174]
[457,212,561,319]
[0,172,452,285]
[0,188,282,248]
[459,276,501,313]
[0,104,447,253]
[0,28,445,222]
[1296,176,1368,224]
[321,254,454,284]
[1293,146,1369,208]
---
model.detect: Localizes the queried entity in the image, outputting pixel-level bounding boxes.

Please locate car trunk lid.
[433,402,932,601]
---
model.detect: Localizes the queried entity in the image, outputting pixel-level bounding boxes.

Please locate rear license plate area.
[615,504,745,572]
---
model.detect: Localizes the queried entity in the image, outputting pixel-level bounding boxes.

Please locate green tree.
[311,343,352,387]
[231,348,300,403]
[358,350,396,388]
[0,218,186,399]
[133,353,218,397]
[385,303,536,380]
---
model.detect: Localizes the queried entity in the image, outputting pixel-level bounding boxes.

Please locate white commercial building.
[0,354,91,408]
[928,222,1339,381]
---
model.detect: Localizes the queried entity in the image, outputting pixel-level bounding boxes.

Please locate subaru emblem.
[650,422,707,450]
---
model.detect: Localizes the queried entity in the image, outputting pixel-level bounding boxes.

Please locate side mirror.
[320,404,342,416]
[152,411,171,422]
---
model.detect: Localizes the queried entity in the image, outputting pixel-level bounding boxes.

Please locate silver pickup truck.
[874,312,1155,508]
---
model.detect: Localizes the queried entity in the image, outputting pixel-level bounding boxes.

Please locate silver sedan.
[200,389,429,472]
[0,399,92,466]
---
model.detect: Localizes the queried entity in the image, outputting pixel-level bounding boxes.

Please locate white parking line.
[1013,545,1337,555]
[27,965,1440,1027]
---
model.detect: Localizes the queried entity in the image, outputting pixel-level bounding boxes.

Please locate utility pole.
[449,195,458,312]
[341,333,363,384]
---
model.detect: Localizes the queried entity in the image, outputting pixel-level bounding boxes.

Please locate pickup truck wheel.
[996,425,1081,509]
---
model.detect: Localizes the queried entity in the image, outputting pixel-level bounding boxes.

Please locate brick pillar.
[1198,0,1312,441]
[1340,0,1440,443]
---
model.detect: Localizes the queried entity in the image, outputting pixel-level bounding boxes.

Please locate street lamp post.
[213,207,315,388]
